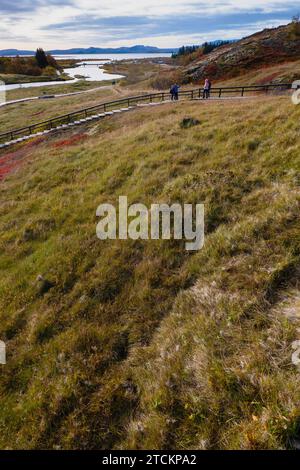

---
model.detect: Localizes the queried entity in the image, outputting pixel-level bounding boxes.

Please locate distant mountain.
[0,45,177,56]
[49,45,177,54]
[0,49,35,56]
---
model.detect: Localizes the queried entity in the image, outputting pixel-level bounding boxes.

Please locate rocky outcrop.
[185,23,300,82]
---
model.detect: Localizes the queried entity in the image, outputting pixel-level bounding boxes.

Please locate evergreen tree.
[35,48,48,68]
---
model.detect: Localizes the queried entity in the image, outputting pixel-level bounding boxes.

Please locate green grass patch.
[0,96,299,449]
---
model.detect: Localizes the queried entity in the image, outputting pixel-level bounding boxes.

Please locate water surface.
[0,53,171,92]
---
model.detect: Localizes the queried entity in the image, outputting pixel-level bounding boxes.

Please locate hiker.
[170,83,180,101]
[170,84,175,100]
[208,79,212,96]
[173,83,180,100]
[203,78,211,99]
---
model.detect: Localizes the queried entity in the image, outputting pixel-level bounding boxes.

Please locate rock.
[180,117,201,129]
[291,438,300,450]
[36,274,55,295]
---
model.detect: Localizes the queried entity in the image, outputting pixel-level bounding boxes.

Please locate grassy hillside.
[214,59,300,87]
[5,80,116,101]
[0,95,299,449]
[0,73,69,86]
[104,59,166,87]
[183,23,300,83]
[0,86,132,134]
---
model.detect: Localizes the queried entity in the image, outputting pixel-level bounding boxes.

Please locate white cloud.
[0,1,296,49]
[107,19,290,48]
[73,0,294,17]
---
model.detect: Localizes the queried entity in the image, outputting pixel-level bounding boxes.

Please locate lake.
[0,53,171,92]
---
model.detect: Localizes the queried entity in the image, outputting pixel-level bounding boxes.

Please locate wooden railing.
[0,83,291,144]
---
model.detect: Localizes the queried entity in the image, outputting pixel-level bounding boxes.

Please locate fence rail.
[0,83,292,144]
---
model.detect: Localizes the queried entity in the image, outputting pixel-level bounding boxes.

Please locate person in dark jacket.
[173,83,180,100]
[170,84,175,100]
[170,83,180,101]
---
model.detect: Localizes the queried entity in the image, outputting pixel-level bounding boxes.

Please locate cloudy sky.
[0,0,298,49]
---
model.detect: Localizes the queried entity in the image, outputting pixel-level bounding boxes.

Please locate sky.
[0,0,298,50]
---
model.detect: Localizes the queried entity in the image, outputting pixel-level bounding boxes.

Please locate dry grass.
[104,60,165,88]
[5,80,115,101]
[0,73,68,86]
[0,85,131,134]
[0,95,299,449]
[213,59,300,88]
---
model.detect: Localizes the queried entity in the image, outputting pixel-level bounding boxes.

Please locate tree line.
[0,48,60,77]
[172,40,232,59]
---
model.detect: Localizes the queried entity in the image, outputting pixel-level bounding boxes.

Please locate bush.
[41,66,58,77]
[150,70,189,90]
[247,139,261,152]
[0,51,59,77]
[180,117,201,129]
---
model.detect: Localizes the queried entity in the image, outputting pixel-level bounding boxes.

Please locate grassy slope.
[104,60,164,87]
[5,80,117,101]
[2,57,299,137]
[214,59,300,87]
[0,73,70,86]
[0,96,299,450]
[0,86,130,134]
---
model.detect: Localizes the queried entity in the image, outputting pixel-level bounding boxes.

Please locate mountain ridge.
[0,45,177,56]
